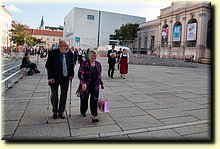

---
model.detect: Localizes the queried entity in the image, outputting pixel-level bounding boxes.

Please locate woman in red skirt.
[119,49,129,79]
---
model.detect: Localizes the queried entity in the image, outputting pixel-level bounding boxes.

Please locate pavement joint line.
[182,107,210,112]
[98,120,210,139]
[8,97,47,100]
[158,115,200,120]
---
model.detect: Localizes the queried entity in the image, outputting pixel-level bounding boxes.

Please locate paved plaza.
[1,56,211,141]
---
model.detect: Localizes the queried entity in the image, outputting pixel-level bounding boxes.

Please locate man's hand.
[48,79,55,84]
[69,76,73,80]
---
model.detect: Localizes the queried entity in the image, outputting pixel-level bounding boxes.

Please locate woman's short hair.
[89,50,97,55]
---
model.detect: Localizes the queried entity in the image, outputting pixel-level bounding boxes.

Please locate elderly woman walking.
[78,50,104,122]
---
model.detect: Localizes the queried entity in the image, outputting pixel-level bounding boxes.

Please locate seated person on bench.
[21,52,40,75]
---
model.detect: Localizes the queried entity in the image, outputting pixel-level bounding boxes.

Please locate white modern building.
[0,5,12,51]
[64,7,146,49]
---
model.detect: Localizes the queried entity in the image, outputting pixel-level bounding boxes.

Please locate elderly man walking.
[45,40,74,119]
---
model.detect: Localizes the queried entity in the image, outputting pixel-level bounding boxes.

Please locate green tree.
[9,23,37,48]
[115,23,139,47]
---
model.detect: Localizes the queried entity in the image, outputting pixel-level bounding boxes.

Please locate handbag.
[98,90,110,113]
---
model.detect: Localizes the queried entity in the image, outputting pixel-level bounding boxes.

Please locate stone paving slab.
[136,101,174,111]
[2,121,19,135]
[146,108,188,119]
[114,115,164,131]
[183,131,211,140]
[110,100,136,109]
[122,94,157,103]
[68,113,116,129]
[12,123,70,140]
[183,108,210,120]
[3,110,24,121]
[5,91,34,98]
[106,94,126,101]
[184,97,210,105]
[159,115,200,125]
[3,100,28,111]
[166,101,208,111]
[70,124,121,137]
[128,129,185,140]
[109,106,147,118]
[172,123,210,136]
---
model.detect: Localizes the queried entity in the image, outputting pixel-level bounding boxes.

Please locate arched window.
[172,22,182,47]
[161,24,168,47]
[206,19,212,49]
[186,18,198,47]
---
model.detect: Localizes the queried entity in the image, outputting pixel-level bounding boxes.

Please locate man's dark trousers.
[50,76,69,115]
[108,62,115,78]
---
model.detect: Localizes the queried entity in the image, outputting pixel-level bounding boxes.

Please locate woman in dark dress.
[78,50,104,122]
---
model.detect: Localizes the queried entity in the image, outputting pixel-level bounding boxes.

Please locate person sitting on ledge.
[21,52,40,75]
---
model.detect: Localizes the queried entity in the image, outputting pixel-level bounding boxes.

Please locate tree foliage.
[9,23,37,47]
[115,23,139,45]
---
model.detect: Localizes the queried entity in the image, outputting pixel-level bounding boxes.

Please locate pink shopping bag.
[98,91,110,113]
[98,98,110,112]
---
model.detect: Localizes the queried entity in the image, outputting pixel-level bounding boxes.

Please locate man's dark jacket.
[107,49,117,64]
[45,49,75,85]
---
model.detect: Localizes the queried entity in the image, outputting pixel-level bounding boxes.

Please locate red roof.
[27,29,63,37]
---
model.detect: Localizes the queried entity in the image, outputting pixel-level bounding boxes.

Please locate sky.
[2,0,174,29]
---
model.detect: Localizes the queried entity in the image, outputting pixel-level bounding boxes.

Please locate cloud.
[5,4,22,13]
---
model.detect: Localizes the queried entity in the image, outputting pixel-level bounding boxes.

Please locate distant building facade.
[64,7,146,49]
[0,5,12,51]
[28,29,63,49]
[136,1,212,61]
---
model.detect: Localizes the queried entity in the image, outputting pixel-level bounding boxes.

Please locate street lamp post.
[24,37,27,53]
[8,32,12,58]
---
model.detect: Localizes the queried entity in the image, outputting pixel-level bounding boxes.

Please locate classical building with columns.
[136,1,212,62]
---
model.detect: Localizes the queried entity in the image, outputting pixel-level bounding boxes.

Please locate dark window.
[150,36,155,50]
[109,41,118,45]
[144,37,148,49]
[87,15,94,20]
[206,19,212,49]
[138,38,141,49]
[109,34,117,40]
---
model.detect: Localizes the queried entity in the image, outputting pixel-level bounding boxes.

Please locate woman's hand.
[82,83,87,92]
[48,79,55,84]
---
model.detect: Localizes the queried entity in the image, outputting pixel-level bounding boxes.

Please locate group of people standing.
[70,47,90,65]
[107,45,129,79]
[45,40,103,122]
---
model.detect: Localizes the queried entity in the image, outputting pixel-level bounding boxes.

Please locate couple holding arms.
[45,40,104,122]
